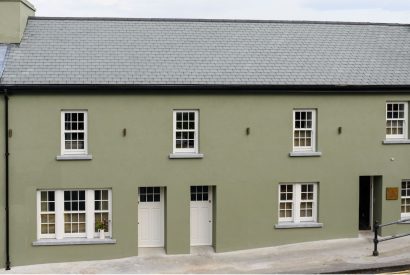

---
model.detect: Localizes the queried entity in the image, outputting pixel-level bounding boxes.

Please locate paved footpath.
[2,234,410,274]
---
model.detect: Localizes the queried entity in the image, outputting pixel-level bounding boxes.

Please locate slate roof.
[0,45,8,79]
[1,17,410,86]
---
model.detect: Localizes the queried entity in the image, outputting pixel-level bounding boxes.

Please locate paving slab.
[2,233,410,274]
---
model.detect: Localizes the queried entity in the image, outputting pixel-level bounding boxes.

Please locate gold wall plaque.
[386,187,398,200]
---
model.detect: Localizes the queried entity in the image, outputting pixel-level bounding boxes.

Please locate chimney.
[0,0,36,43]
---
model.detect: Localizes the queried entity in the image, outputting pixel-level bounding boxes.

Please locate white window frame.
[93,189,113,238]
[172,110,199,154]
[36,189,112,240]
[61,110,88,155]
[278,183,318,224]
[63,190,87,238]
[293,109,316,152]
[386,102,408,140]
[278,184,294,223]
[37,191,56,239]
[401,180,410,219]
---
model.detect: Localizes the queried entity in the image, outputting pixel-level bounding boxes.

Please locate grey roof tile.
[2,18,410,86]
[0,44,9,79]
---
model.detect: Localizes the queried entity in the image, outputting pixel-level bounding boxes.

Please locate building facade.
[1,1,410,269]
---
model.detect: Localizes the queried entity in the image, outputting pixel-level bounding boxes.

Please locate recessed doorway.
[359,176,374,230]
[138,187,164,247]
[190,186,213,246]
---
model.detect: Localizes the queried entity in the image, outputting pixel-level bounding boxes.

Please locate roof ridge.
[28,16,410,27]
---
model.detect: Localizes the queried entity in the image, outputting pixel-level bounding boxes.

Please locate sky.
[28,0,410,23]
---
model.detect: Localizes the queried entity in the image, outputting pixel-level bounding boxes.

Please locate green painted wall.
[0,0,35,43]
[5,92,410,267]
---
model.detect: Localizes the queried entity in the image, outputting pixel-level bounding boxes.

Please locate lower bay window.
[276,183,322,228]
[401,180,410,219]
[37,189,112,241]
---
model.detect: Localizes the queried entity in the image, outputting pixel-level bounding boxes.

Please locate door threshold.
[358,230,373,239]
[190,245,214,255]
[138,247,166,257]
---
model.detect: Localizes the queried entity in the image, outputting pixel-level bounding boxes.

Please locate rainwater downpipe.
[3,89,10,270]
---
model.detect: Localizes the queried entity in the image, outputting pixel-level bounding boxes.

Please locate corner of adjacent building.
[0,0,35,44]
[0,0,35,269]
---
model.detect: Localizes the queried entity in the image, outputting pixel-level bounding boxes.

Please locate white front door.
[190,186,213,246]
[138,187,164,247]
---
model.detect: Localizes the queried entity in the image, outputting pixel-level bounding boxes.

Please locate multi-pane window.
[300,184,315,222]
[139,187,161,202]
[293,110,316,152]
[95,190,109,233]
[64,190,86,236]
[37,189,112,240]
[279,185,293,222]
[386,103,408,139]
[278,183,317,223]
[39,191,55,238]
[401,180,410,219]
[190,186,209,201]
[173,110,199,154]
[61,111,87,155]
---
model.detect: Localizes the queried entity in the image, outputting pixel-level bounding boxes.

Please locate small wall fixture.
[338,127,342,135]
[8,129,12,138]
[246,127,250,136]
[123,128,127,137]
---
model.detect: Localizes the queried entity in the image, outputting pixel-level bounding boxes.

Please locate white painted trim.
[313,184,318,223]
[109,190,113,238]
[63,190,87,239]
[33,238,116,246]
[275,223,323,229]
[86,190,94,239]
[172,110,199,154]
[169,153,204,159]
[60,110,88,156]
[278,184,293,223]
[37,189,112,241]
[56,155,93,160]
[55,191,64,240]
[190,186,213,246]
[93,189,112,238]
[278,183,318,224]
[382,139,410,144]
[37,191,56,239]
[386,102,408,140]
[401,214,410,220]
[292,109,317,153]
[138,187,165,247]
[172,111,176,153]
[36,192,41,240]
[289,152,322,157]
[295,184,301,223]
[401,180,410,219]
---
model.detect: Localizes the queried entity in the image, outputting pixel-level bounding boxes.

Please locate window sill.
[275,222,323,229]
[382,139,410,145]
[32,238,116,246]
[289,152,322,157]
[169,153,204,159]
[56,154,93,161]
[398,217,410,224]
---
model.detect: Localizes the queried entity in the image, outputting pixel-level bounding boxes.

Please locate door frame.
[190,186,213,246]
[369,177,374,230]
[359,176,374,231]
[137,186,165,248]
